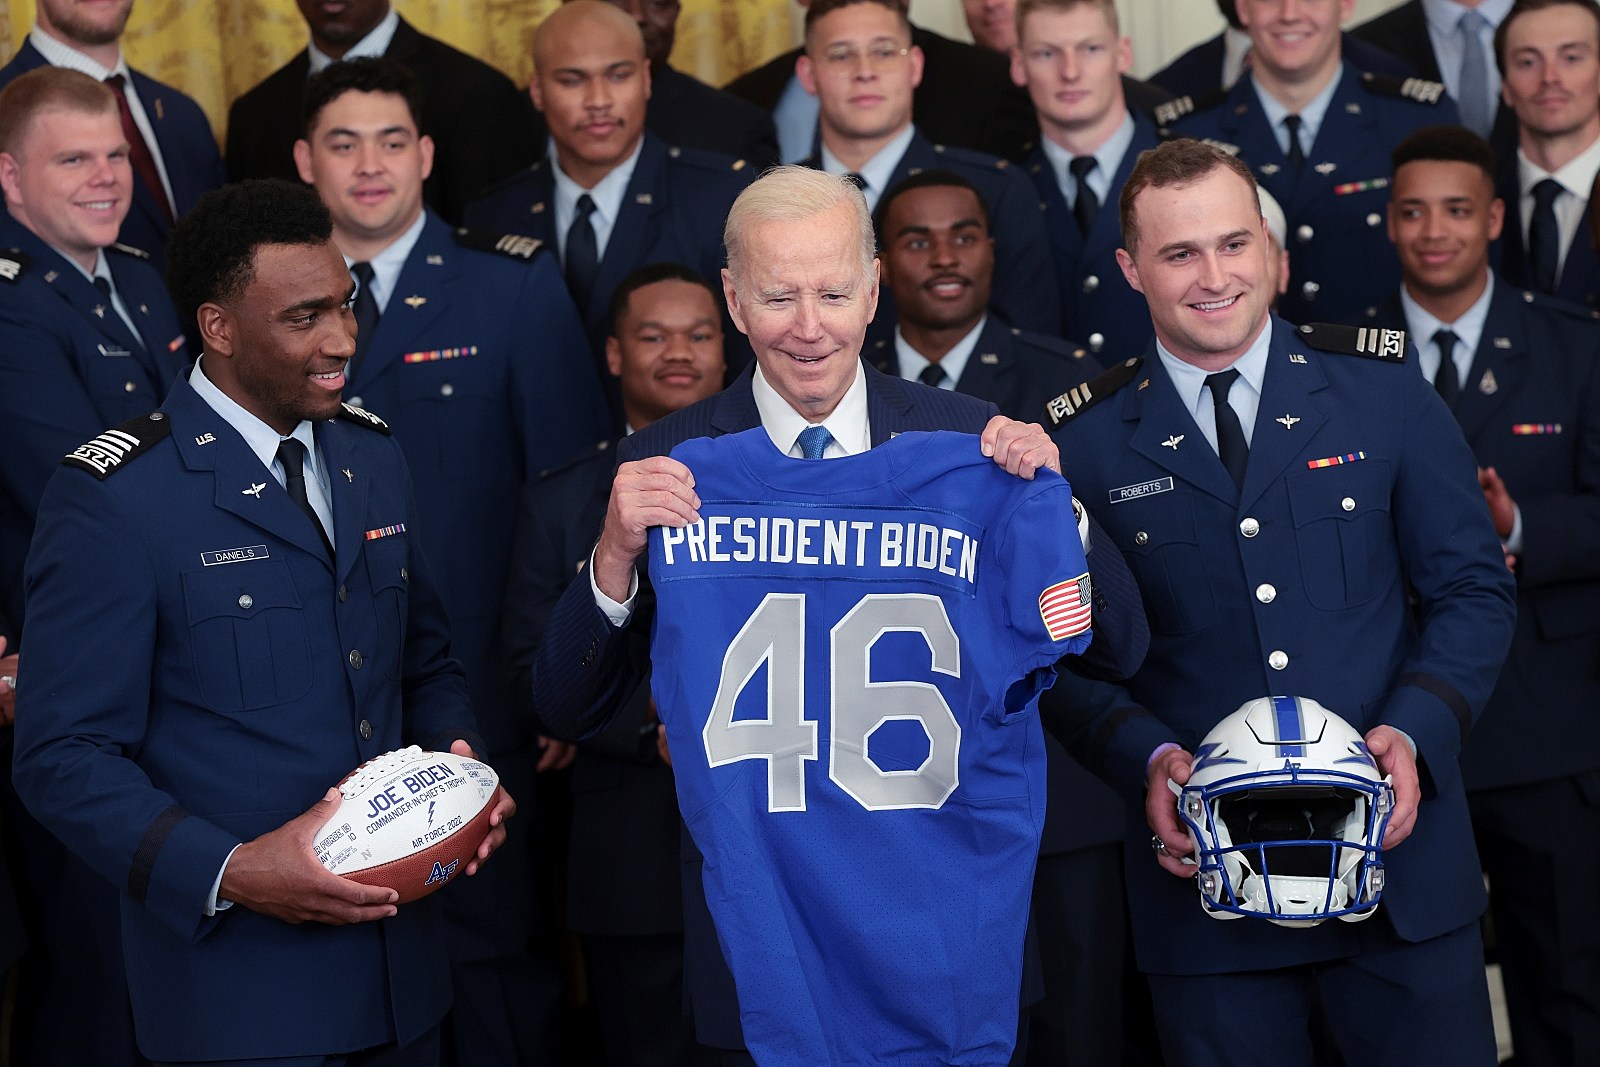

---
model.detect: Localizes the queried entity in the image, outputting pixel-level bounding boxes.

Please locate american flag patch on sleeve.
[1039,573,1092,641]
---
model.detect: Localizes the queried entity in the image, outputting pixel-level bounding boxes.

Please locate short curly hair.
[302,56,425,138]
[166,179,333,324]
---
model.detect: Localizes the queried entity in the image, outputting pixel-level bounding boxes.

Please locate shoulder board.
[61,411,171,479]
[537,439,615,480]
[1519,288,1600,322]
[1007,326,1077,360]
[108,241,151,260]
[927,142,1008,170]
[452,228,548,261]
[0,248,29,284]
[1044,358,1142,429]
[1297,322,1407,362]
[1359,71,1447,106]
[337,403,392,433]
[1153,88,1227,128]
[664,144,751,173]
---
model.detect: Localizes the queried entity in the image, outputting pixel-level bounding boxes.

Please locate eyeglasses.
[818,42,911,73]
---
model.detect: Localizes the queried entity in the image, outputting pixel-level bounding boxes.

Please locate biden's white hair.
[723,166,876,285]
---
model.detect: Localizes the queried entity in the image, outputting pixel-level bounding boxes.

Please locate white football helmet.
[1174,696,1394,928]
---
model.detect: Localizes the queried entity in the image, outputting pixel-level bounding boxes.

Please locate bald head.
[535,1,645,70]
[532,0,653,187]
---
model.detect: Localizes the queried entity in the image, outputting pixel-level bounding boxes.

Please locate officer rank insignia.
[1297,322,1407,362]
[338,403,392,434]
[0,248,28,283]
[62,411,171,478]
[1044,358,1142,428]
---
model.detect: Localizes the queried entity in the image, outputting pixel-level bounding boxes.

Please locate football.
[312,746,501,903]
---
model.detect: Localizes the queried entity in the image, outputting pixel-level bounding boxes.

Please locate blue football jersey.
[648,428,1092,1066]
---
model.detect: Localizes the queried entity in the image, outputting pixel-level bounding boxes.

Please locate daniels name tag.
[1110,477,1174,503]
[201,545,270,567]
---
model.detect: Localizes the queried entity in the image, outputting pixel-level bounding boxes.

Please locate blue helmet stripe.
[1272,694,1304,757]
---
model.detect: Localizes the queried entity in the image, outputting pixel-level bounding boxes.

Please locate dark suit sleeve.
[1518,353,1600,588]
[1071,511,1149,681]
[1037,671,1175,806]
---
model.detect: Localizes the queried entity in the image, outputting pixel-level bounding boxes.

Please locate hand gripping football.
[313,746,501,903]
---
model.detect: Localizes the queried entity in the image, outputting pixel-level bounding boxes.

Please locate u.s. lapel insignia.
[1493,336,1512,349]
[1345,102,1362,114]
[1260,163,1281,176]
[1314,162,1337,175]
[242,482,266,499]
[635,193,653,205]
[1289,353,1308,364]
[139,303,148,314]
[154,98,164,121]
[979,351,999,365]
[342,468,354,482]
[1276,414,1301,429]
[1162,434,1184,449]
[404,295,426,309]
[1479,369,1498,395]
[425,254,443,265]
[530,202,546,214]
[43,270,58,283]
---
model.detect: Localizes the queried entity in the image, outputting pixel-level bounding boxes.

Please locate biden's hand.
[981,416,1060,479]
[592,456,700,602]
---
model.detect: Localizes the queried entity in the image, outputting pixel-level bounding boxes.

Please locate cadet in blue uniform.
[12,179,513,1066]
[294,58,610,1067]
[464,2,754,384]
[1371,124,1600,1065]
[1012,0,1160,366]
[505,263,730,1067]
[1165,0,1457,327]
[1042,139,1515,1066]
[0,0,226,268]
[796,0,1061,340]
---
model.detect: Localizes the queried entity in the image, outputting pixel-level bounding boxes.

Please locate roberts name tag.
[202,545,270,567]
[1109,477,1174,504]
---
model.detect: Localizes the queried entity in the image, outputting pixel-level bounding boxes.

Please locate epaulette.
[1360,70,1447,106]
[453,228,547,262]
[1008,326,1080,361]
[537,439,614,480]
[1296,322,1407,362]
[108,241,151,260]
[61,411,170,478]
[1153,88,1227,128]
[1044,358,1142,429]
[926,142,1010,171]
[338,402,392,433]
[0,248,29,284]
[665,144,751,173]
[1519,288,1600,322]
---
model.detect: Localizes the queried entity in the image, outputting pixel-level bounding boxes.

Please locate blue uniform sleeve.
[509,254,613,473]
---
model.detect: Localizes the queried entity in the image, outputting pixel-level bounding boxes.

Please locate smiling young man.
[1041,137,1516,1066]
[1167,0,1458,327]
[12,177,513,1067]
[1368,123,1600,1066]
[294,56,609,1066]
[1492,0,1600,306]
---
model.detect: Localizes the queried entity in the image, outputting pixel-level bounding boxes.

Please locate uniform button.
[237,594,253,609]
[1082,274,1099,293]
[1268,650,1289,670]
[349,396,364,407]
[440,383,454,397]
[348,649,363,670]
[400,567,408,581]
[1302,281,1320,298]
[1088,332,1105,351]
[1296,224,1313,243]
[124,380,137,393]
[358,719,373,741]
[1341,497,1356,512]
[1240,517,1260,537]
[1134,531,1149,546]
[1366,213,1382,227]
[337,585,348,603]
[1256,583,1277,604]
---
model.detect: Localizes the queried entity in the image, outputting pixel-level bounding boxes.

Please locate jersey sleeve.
[993,474,1092,707]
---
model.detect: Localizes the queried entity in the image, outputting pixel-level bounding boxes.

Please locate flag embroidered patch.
[1039,573,1092,641]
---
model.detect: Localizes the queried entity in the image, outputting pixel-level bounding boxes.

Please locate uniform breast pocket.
[397,363,498,480]
[1116,493,1215,635]
[1286,459,1396,611]
[182,563,311,713]
[365,537,411,677]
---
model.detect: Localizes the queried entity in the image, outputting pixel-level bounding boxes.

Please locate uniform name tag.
[201,545,270,566]
[1110,477,1174,503]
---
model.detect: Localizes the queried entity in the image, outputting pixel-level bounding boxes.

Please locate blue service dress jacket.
[1042,317,1516,975]
[11,378,480,1061]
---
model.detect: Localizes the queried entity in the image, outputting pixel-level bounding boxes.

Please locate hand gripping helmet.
[1175,696,1394,928]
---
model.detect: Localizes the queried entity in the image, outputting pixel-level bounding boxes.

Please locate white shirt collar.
[188,357,324,487]
[751,359,872,458]
[343,207,427,314]
[1400,271,1495,384]
[551,137,644,261]
[1155,318,1272,449]
[893,315,986,389]
[1252,64,1344,154]
[1517,133,1600,200]
[1039,111,1134,207]
[1422,0,1513,34]
[28,26,128,80]
[307,8,400,74]
[820,124,916,212]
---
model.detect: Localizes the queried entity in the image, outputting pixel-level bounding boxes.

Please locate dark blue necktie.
[1529,179,1563,294]
[918,363,947,388]
[1069,156,1099,236]
[1433,329,1461,412]
[1205,369,1248,489]
[349,261,379,385]
[1284,114,1306,176]
[565,193,599,310]
[276,437,333,557]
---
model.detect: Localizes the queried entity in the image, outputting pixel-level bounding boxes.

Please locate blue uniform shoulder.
[917,142,1020,180]
[1357,69,1449,109]
[1044,357,1143,430]
[661,143,755,178]
[450,226,551,264]
[1516,287,1600,327]
[1295,321,1409,363]
[1008,325,1091,364]
[536,439,616,481]
[60,411,172,479]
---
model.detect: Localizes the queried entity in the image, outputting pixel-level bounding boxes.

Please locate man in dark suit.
[293,58,610,1066]
[464,1,754,390]
[1370,124,1600,1066]
[1351,0,1514,145]
[725,0,1038,163]
[528,164,1148,1064]
[1043,137,1515,1065]
[600,0,780,168]
[12,178,513,1066]
[225,0,537,224]
[1491,0,1600,308]
[504,263,728,1067]
[0,70,191,1067]
[0,0,225,267]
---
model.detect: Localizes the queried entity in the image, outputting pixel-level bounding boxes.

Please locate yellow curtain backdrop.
[0,0,799,144]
